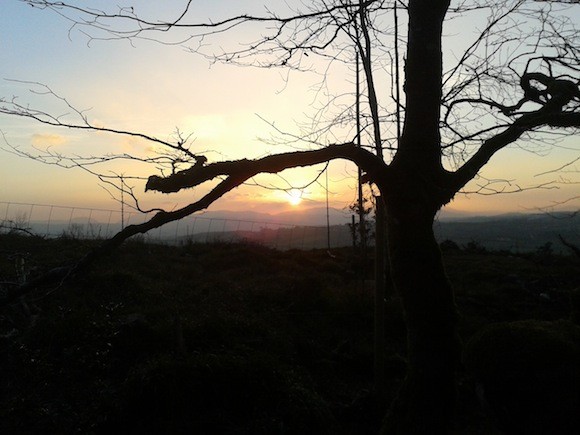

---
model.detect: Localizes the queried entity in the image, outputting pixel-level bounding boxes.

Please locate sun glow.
[287,189,303,206]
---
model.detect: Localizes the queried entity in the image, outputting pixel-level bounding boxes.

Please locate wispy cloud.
[31,133,68,147]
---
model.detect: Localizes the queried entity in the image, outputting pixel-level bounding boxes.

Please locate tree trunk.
[380,2,460,432]
[380,187,461,435]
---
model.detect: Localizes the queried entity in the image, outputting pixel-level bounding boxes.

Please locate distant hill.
[197,207,352,226]
[13,204,579,253]
[434,212,579,252]
[177,211,578,253]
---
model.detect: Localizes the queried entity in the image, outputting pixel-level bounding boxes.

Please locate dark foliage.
[1,234,579,433]
[465,320,580,435]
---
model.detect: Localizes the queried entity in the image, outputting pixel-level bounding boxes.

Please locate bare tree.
[2,1,580,433]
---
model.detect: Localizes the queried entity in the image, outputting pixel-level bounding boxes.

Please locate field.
[1,233,579,434]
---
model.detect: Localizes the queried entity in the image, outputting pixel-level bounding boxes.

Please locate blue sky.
[1,1,579,217]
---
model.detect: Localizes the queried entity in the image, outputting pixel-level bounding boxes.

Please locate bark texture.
[380,1,461,433]
[380,176,461,434]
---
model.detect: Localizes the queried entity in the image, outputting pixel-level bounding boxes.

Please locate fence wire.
[2,201,574,253]
[0,201,356,250]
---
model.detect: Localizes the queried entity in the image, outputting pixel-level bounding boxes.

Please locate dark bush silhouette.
[465,320,580,434]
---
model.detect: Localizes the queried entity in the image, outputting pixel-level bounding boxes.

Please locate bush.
[463,240,487,254]
[106,352,338,434]
[465,320,580,434]
[439,239,460,252]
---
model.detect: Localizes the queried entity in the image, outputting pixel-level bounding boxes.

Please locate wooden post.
[374,196,386,400]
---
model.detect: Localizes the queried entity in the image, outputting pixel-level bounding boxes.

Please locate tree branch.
[145,142,386,193]
[1,141,386,307]
[0,81,205,163]
[22,1,384,69]
[450,109,580,195]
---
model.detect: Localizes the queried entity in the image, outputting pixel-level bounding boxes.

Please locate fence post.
[374,196,386,401]
[46,205,54,236]
[206,219,214,243]
[3,202,10,222]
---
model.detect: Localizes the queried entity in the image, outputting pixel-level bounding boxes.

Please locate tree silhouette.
[2,1,580,433]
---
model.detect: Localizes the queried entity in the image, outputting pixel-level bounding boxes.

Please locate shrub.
[465,320,580,434]
[439,239,460,252]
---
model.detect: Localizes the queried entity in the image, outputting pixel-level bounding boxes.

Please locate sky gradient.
[1,1,579,220]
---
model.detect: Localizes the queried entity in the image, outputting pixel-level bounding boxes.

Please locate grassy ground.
[0,233,578,434]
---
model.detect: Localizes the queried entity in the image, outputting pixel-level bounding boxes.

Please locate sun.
[287,189,303,206]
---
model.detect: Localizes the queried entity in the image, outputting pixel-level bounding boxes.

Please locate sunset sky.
[1,1,579,221]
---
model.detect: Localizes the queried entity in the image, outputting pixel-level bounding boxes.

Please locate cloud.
[31,133,68,147]
[119,135,151,153]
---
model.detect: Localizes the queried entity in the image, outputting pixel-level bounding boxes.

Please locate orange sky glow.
[1,1,579,222]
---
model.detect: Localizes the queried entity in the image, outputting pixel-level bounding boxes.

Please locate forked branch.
[145,142,384,193]
[449,74,580,195]
[1,142,385,307]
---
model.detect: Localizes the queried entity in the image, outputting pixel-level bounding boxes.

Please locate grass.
[0,233,579,433]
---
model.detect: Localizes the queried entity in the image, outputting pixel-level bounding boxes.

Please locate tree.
[2,1,580,433]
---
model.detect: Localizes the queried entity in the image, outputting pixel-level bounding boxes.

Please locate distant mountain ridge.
[12,203,578,253]
[188,208,579,252]
[197,207,353,226]
[434,211,579,252]
[197,207,577,225]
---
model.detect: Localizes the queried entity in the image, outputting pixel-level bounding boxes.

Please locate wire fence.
[0,201,355,250]
[1,201,577,253]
